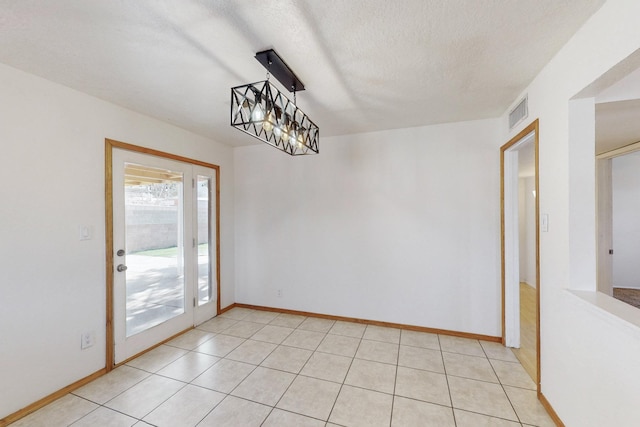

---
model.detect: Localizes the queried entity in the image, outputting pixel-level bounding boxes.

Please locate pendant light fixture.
[231,49,319,156]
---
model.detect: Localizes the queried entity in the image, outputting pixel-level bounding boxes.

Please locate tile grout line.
[235,316,332,425]
[194,315,273,426]
[437,334,458,427]
[388,329,402,427]
[482,341,524,426]
[325,325,366,425]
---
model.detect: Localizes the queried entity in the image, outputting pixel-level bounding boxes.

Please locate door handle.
[117,264,128,272]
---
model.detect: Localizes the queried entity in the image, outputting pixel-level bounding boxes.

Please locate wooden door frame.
[500,119,541,393]
[105,139,221,371]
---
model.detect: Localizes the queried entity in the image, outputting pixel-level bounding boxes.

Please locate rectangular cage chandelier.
[231,49,319,156]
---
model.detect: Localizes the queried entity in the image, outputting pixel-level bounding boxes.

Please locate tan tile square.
[448,376,517,421]
[231,367,295,406]
[12,394,98,427]
[73,365,149,404]
[439,335,485,357]
[143,384,224,427]
[250,324,294,344]
[345,358,396,393]
[243,310,280,324]
[219,307,253,320]
[355,339,399,364]
[194,334,245,357]
[298,317,335,333]
[156,351,219,382]
[262,408,325,427]
[301,351,352,383]
[363,325,401,343]
[395,366,451,406]
[317,333,360,357]
[328,321,367,338]
[269,313,307,328]
[192,358,256,393]
[504,385,556,426]
[282,329,326,350]
[480,341,519,362]
[260,345,312,373]
[276,375,341,420]
[329,385,393,427]
[72,406,137,427]
[221,320,266,338]
[400,330,440,350]
[125,345,188,373]
[398,345,444,373]
[198,395,271,426]
[491,359,536,390]
[392,396,455,427]
[105,375,185,419]
[197,316,238,333]
[165,329,214,350]
[454,409,522,426]
[225,339,277,365]
[443,352,498,382]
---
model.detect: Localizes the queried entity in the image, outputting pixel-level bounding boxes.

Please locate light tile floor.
[12,308,555,426]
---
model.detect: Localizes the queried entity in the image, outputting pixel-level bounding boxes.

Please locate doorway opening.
[597,142,640,309]
[501,119,540,392]
[105,139,221,369]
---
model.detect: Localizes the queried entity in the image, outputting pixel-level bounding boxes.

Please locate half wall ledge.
[567,289,640,337]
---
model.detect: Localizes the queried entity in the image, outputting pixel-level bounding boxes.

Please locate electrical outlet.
[276,289,283,298]
[81,331,95,349]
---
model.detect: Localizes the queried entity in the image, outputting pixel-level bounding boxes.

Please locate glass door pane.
[197,175,212,305]
[124,163,185,337]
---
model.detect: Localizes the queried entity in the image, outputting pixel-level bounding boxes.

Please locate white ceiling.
[0,0,606,147]
[596,99,640,155]
[595,66,640,155]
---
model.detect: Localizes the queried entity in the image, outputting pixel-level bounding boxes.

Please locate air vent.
[509,95,528,130]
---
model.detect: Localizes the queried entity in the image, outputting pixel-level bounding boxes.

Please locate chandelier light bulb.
[262,109,275,131]
[251,104,264,122]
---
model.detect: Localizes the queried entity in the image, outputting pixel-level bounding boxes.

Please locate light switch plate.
[79,225,92,241]
[541,214,549,232]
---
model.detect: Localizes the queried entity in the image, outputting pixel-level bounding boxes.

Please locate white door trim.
[503,148,521,347]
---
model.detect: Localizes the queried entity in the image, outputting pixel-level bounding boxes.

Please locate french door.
[109,144,218,364]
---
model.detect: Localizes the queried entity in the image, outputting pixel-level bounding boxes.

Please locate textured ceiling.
[596,99,640,155]
[596,66,640,155]
[0,0,606,147]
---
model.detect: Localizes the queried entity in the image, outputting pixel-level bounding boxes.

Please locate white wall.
[235,119,502,337]
[612,152,640,289]
[0,63,235,419]
[518,177,537,287]
[503,0,640,424]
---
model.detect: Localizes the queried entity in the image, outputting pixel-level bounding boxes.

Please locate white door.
[193,165,218,325]
[112,148,217,363]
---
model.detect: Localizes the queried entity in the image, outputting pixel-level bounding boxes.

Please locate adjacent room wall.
[503,0,640,424]
[524,177,537,287]
[518,176,536,287]
[612,152,640,289]
[234,119,503,337]
[0,63,235,419]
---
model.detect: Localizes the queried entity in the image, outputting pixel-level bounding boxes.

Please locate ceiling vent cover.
[509,95,528,130]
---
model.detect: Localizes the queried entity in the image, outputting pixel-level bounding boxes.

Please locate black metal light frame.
[230,49,319,156]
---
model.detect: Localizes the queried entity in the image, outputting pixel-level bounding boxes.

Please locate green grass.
[133,243,208,257]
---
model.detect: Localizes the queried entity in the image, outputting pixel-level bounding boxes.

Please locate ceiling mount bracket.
[255,49,305,93]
